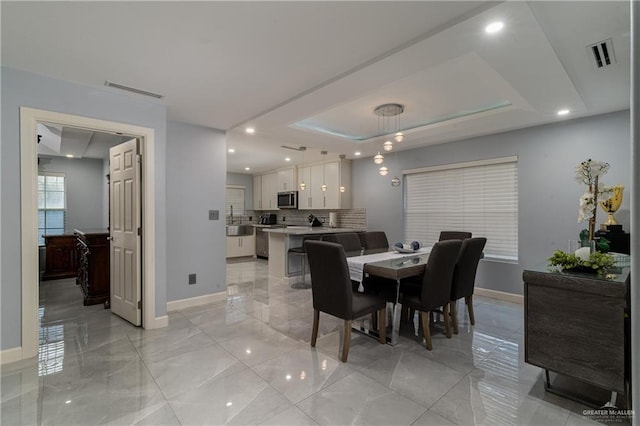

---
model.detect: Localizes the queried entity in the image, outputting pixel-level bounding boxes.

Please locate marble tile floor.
[1,258,626,425]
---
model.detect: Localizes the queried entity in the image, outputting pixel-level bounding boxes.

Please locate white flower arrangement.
[575,159,612,239]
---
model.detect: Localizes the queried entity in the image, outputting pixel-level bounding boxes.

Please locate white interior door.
[109,138,141,325]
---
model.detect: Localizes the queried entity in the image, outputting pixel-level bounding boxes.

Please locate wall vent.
[104,81,164,99]
[587,39,616,69]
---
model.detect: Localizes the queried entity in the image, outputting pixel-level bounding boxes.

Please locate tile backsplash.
[229,208,366,230]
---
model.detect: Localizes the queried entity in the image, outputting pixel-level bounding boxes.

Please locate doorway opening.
[20,107,161,361]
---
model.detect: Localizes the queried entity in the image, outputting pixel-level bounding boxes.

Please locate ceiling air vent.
[587,39,616,69]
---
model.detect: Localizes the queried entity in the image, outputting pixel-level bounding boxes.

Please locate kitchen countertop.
[262,226,361,235]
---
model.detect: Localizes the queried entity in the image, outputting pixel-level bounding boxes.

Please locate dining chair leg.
[371,312,378,331]
[466,295,475,325]
[420,311,432,350]
[450,300,459,334]
[378,307,386,344]
[443,303,452,338]
[341,320,352,362]
[311,309,320,347]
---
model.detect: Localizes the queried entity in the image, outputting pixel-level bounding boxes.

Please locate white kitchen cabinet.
[297,159,351,209]
[260,172,277,210]
[276,167,296,192]
[253,175,262,210]
[226,234,256,258]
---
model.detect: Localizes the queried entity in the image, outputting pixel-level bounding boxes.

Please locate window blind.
[38,173,66,246]
[226,186,245,216]
[404,157,518,259]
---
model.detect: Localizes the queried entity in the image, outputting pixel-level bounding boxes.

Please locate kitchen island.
[263,226,362,284]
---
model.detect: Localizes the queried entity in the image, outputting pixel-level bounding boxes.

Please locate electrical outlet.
[209,210,219,220]
[188,273,196,285]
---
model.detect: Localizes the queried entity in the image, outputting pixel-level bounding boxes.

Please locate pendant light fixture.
[373,103,405,180]
[299,146,307,191]
[374,152,384,164]
[379,166,389,176]
[321,150,327,191]
[339,154,346,192]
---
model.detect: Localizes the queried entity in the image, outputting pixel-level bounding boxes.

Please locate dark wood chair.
[305,240,387,362]
[400,240,462,350]
[450,237,487,333]
[359,231,389,253]
[439,231,472,241]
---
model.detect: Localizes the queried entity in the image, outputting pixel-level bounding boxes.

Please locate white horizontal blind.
[38,173,67,246]
[404,158,518,259]
[226,186,245,216]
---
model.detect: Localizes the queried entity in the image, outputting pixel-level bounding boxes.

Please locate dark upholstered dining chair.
[400,240,462,350]
[359,231,389,252]
[450,237,487,334]
[304,240,387,362]
[439,231,472,241]
[321,232,362,255]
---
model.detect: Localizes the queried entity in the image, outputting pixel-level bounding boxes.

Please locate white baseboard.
[1,347,24,365]
[475,287,524,304]
[166,291,227,312]
[148,315,169,329]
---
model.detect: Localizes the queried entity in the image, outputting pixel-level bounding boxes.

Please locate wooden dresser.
[523,264,630,399]
[42,234,78,280]
[75,229,110,306]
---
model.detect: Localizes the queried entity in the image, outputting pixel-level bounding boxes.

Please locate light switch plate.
[209,210,219,220]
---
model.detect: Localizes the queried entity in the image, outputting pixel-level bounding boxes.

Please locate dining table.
[347,247,432,345]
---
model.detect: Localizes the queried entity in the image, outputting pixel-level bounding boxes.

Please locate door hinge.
[137,300,142,310]
[137,227,142,236]
[136,154,142,164]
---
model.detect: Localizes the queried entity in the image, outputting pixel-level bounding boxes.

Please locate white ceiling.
[2,1,630,173]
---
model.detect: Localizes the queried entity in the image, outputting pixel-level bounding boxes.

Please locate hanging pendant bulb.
[338,154,346,193]
[394,132,404,142]
[383,140,393,152]
[321,150,327,191]
[374,152,384,164]
[379,166,389,176]
[391,176,401,187]
[299,146,307,191]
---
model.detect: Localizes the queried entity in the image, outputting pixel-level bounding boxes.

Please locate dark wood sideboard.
[75,229,110,306]
[42,234,78,280]
[523,265,629,401]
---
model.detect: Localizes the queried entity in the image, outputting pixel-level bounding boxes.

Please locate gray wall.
[1,67,168,350]
[167,122,227,301]
[226,172,254,210]
[353,110,631,295]
[38,157,106,231]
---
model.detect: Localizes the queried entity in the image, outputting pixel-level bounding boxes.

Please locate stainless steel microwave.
[277,191,298,209]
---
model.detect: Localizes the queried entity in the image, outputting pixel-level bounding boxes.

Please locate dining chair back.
[359,231,389,251]
[400,239,461,350]
[438,231,472,241]
[449,237,487,333]
[322,232,362,254]
[305,240,387,361]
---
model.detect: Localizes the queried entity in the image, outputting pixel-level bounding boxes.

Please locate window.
[38,173,66,245]
[404,156,518,260]
[226,185,245,217]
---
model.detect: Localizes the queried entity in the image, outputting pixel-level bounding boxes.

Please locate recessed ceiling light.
[485,21,504,34]
[245,127,255,134]
[245,167,250,171]
[285,157,291,162]
[65,154,74,158]
[354,152,361,156]
[228,148,235,153]
[557,109,570,116]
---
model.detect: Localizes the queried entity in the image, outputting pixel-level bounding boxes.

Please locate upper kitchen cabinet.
[276,167,296,192]
[297,158,351,209]
[254,172,277,210]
